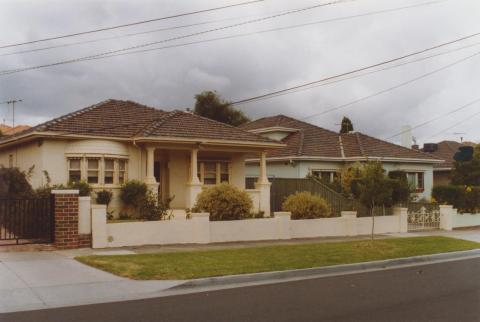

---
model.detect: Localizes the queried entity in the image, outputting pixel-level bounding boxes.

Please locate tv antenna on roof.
[0,99,22,128]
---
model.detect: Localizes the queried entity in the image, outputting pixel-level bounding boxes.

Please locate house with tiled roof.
[0,124,30,136]
[420,141,476,186]
[240,115,443,200]
[0,99,283,215]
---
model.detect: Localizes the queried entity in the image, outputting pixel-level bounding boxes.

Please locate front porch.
[141,143,271,216]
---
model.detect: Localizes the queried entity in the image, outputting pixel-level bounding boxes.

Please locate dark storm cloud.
[0,0,479,145]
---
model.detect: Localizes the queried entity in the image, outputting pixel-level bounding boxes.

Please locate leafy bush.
[96,190,113,206]
[194,183,253,221]
[68,180,92,197]
[119,212,131,220]
[138,192,174,221]
[119,180,148,211]
[387,171,411,206]
[0,166,33,198]
[432,185,480,213]
[282,191,331,219]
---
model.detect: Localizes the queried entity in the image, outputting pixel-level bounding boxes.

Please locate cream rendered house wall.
[246,159,434,199]
[0,140,45,188]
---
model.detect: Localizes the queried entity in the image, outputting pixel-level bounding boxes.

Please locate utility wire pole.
[0,99,22,128]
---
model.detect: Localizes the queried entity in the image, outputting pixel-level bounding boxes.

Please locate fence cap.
[191,212,209,218]
[51,189,79,195]
[274,211,291,218]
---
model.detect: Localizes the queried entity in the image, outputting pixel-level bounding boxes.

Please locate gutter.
[246,155,445,164]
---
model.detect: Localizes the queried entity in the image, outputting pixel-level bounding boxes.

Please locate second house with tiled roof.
[0,99,284,216]
[240,115,443,200]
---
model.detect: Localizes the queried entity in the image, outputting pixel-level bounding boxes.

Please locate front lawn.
[76,236,479,280]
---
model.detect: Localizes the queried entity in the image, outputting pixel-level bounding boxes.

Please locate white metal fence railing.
[407,205,440,231]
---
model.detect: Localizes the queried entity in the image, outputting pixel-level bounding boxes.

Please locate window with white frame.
[311,170,339,183]
[104,159,114,184]
[406,172,424,191]
[68,158,82,182]
[118,159,127,184]
[198,160,230,185]
[66,157,127,185]
[87,158,100,184]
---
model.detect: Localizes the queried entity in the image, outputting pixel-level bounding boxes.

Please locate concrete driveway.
[0,250,182,313]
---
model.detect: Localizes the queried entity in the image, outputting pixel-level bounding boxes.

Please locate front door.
[154,161,169,203]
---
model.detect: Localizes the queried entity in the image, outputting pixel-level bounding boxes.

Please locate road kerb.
[173,249,480,290]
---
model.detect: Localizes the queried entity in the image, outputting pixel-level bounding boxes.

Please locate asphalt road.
[2,257,480,322]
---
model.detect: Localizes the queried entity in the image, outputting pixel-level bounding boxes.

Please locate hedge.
[432,185,480,213]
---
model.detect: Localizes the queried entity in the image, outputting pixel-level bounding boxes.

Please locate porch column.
[255,151,271,217]
[190,148,201,184]
[186,148,202,208]
[144,146,159,197]
[258,151,269,184]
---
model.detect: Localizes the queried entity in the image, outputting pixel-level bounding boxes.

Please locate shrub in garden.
[138,192,174,221]
[68,180,92,197]
[0,166,33,198]
[194,183,253,221]
[282,191,331,219]
[119,180,148,212]
[96,190,113,206]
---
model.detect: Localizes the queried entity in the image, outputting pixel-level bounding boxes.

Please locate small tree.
[350,162,394,240]
[0,166,33,198]
[340,116,354,133]
[194,91,250,126]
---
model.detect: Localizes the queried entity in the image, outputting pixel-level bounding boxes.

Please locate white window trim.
[66,156,128,187]
[198,160,231,185]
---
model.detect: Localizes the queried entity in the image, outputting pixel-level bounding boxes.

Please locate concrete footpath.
[1,229,479,313]
[0,250,181,313]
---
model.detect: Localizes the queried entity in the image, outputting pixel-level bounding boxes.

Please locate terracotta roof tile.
[242,115,440,162]
[0,99,275,145]
[422,141,475,169]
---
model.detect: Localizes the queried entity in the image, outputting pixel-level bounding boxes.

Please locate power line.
[239,40,480,115]
[424,107,480,140]
[0,0,446,58]
[0,0,265,49]
[0,6,312,57]
[31,0,456,68]
[385,97,480,140]
[231,31,480,106]
[296,49,480,121]
[0,0,350,76]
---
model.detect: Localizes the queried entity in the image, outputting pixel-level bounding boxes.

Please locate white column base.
[255,182,271,217]
[186,183,203,209]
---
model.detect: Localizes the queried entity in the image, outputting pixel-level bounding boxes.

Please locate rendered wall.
[92,209,408,248]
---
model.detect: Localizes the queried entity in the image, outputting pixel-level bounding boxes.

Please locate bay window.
[87,158,100,184]
[66,157,127,185]
[68,158,82,182]
[104,159,114,184]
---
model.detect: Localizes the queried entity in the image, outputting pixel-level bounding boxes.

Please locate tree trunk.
[371,201,375,240]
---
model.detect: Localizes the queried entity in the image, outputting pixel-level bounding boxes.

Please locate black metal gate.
[0,196,54,245]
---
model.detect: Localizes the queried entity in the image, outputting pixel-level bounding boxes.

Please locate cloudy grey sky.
[0,0,479,145]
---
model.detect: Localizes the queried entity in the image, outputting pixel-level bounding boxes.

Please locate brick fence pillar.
[51,189,80,249]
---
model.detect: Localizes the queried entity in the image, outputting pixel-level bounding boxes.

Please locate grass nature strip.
[76,236,479,280]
